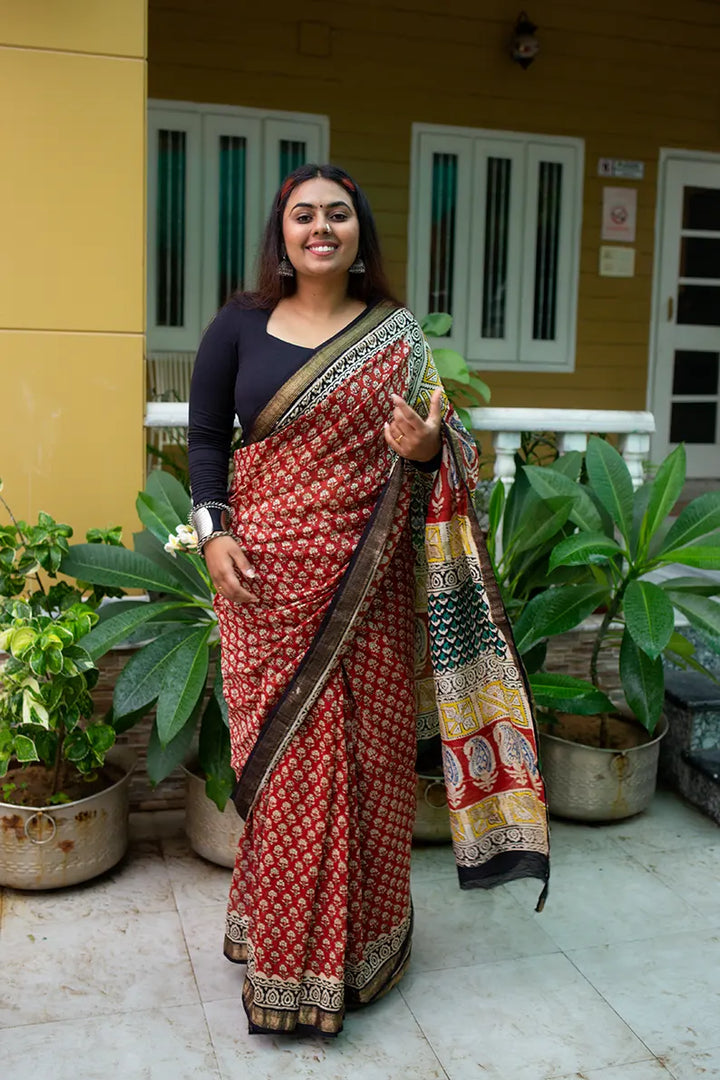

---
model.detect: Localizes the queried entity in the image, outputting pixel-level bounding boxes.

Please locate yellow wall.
[0,1,147,541]
[148,0,720,411]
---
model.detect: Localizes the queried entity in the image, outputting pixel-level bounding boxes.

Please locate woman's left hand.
[384,388,443,462]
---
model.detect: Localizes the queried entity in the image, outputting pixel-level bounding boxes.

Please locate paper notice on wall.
[601,187,637,243]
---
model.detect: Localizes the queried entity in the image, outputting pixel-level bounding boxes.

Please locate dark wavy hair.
[233,163,399,309]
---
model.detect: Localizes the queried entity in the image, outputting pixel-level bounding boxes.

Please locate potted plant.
[487,436,720,820]
[0,481,136,888]
[61,469,240,866]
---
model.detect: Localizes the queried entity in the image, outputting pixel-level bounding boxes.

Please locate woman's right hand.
[203,536,259,603]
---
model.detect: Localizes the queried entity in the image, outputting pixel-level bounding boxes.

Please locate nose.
[314,219,332,234]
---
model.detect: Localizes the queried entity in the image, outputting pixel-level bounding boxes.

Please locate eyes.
[292,212,351,225]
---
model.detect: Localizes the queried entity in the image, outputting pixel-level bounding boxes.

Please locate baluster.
[618,432,651,489]
[493,431,522,494]
[556,432,588,458]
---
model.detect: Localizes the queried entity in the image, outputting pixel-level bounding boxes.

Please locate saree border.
[232,459,404,819]
[247,298,398,444]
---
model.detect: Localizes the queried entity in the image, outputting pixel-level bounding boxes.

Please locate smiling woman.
[186,163,549,1038]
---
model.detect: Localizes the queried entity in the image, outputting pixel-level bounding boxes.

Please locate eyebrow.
[290,200,353,212]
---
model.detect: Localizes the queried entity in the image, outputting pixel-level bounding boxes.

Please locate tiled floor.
[1,789,720,1080]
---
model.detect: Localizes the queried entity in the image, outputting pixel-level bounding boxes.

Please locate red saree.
[215,301,549,1036]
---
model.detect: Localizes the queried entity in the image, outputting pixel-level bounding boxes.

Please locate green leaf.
[420,312,453,337]
[487,481,505,548]
[64,729,91,763]
[456,406,474,432]
[619,630,664,733]
[656,544,720,570]
[521,640,547,674]
[666,592,720,639]
[145,468,192,527]
[630,481,653,562]
[623,580,675,660]
[585,435,634,544]
[112,627,201,718]
[550,451,583,481]
[136,492,184,548]
[523,465,603,534]
[549,532,623,571]
[81,600,189,661]
[14,734,39,762]
[61,544,190,597]
[638,444,685,558]
[146,709,198,785]
[198,694,235,812]
[133,529,209,598]
[155,627,211,746]
[658,575,720,597]
[512,496,575,556]
[529,674,615,715]
[513,585,607,653]
[433,347,470,384]
[85,724,116,755]
[467,372,491,404]
[213,657,229,727]
[660,492,720,555]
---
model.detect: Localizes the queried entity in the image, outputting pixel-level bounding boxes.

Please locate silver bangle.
[189,502,233,543]
[197,529,232,556]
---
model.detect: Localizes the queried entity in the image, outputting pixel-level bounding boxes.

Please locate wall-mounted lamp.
[511,11,539,69]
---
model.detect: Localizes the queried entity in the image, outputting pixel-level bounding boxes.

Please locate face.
[282,177,360,279]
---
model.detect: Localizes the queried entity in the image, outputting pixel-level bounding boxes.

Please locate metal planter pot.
[413,772,452,842]
[539,714,669,821]
[0,746,136,890]
[182,765,243,868]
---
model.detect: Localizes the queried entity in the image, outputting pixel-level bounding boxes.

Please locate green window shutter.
[156,129,186,327]
[429,152,458,315]
[218,135,247,305]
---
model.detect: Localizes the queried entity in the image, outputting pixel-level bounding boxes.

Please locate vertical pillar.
[0,1,147,540]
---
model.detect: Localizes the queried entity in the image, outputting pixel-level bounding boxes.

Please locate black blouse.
[187,301,440,528]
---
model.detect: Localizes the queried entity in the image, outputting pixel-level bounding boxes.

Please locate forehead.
[285,176,353,211]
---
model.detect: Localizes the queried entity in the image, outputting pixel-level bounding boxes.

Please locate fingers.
[428,387,444,426]
[204,537,259,604]
[390,392,423,430]
[383,420,407,455]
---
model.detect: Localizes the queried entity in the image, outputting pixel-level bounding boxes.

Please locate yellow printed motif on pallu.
[425,518,475,564]
[451,789,545,843]
[439,697,479,740]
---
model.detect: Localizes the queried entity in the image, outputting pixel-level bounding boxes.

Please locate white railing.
[467,408,656,490]
[145,403,656,488]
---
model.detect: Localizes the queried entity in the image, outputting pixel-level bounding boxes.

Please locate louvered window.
[410,125,583,371]
[147,102,328,352]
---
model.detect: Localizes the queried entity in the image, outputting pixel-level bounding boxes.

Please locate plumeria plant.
[0,481,121,805]
[487,437,720,744]
[420,312,491,431]
[61,470,235,810]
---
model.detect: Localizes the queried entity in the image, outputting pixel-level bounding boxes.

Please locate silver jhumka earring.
[277,250,295,277]
[348,257,366,275]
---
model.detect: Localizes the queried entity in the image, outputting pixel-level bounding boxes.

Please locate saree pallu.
[215,301,549,1037]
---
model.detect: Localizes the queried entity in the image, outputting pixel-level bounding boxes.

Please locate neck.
[289,274,354,317]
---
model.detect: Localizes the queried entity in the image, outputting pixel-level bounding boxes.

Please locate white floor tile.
[546,817,629,865]
[664,1044,720,1078]
[204,990,449,1080]
[0,908,199,1027]
[400,952,647,1080]
[411,876,558,972]
[1,839,176,925]
[179,902,244,1004]
[0,1004,220,1079]
[632,844,720,923]
[163,836,233,913]
[609,791,720,860]
[550,1060,673,1079]
[569,929,720,1057]
[509,855,708,950]
[411,841,457,882]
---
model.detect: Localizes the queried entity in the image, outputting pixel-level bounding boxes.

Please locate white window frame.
[147,100,329,353]
[408,123,584,373]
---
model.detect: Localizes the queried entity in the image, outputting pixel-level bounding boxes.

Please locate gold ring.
[396,433,404,442]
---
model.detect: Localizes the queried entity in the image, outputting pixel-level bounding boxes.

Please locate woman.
[188,164,549,1038]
